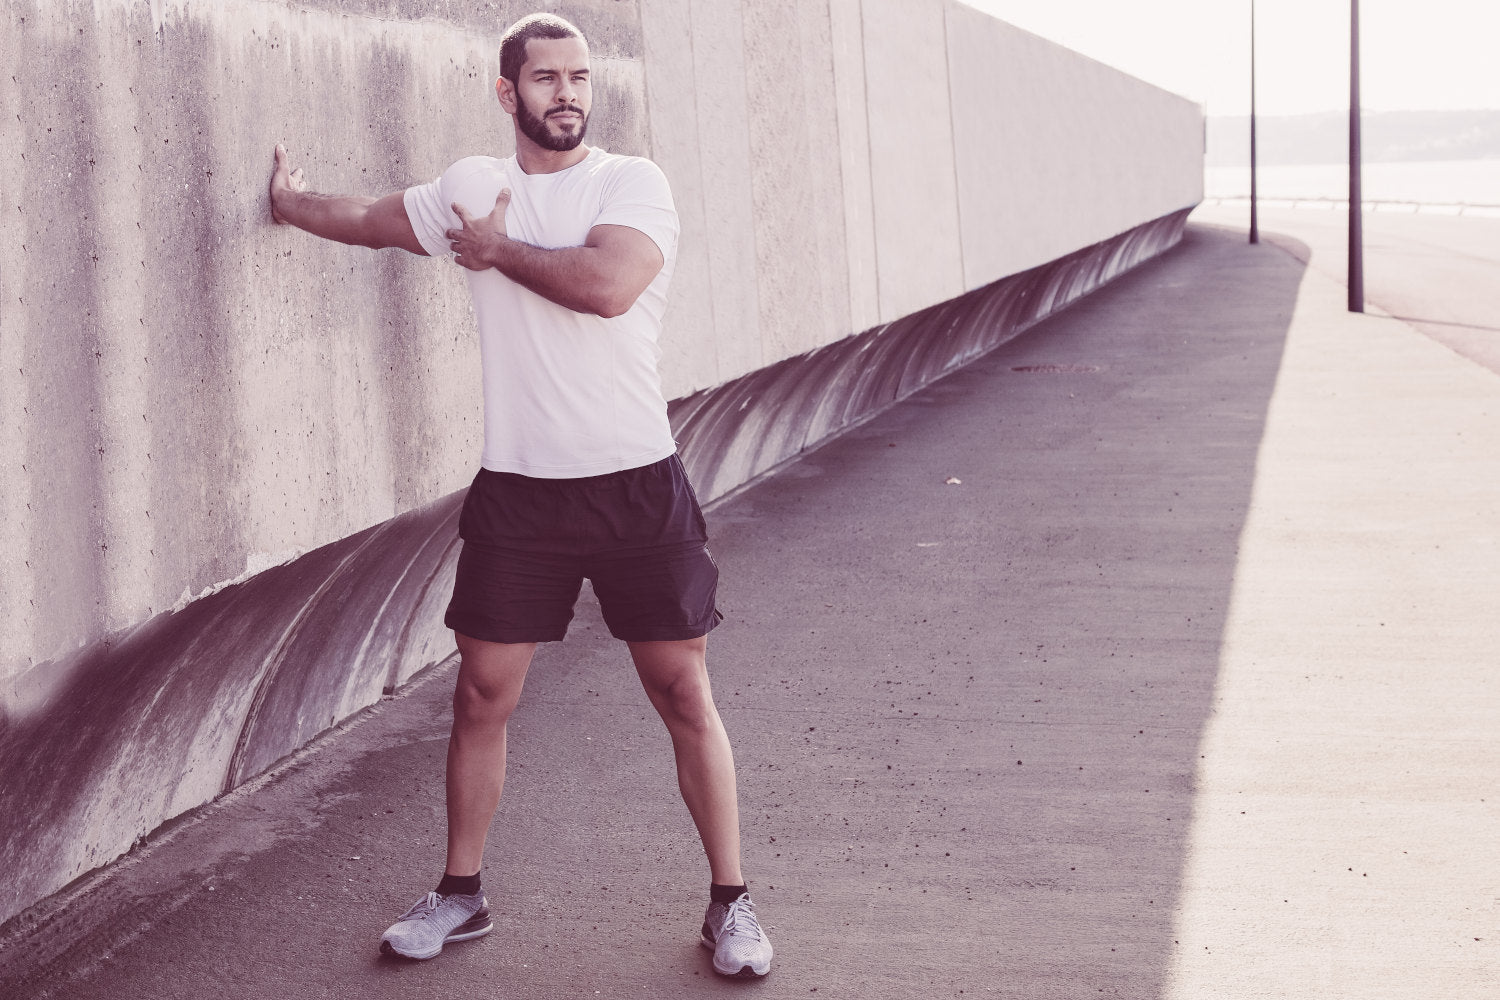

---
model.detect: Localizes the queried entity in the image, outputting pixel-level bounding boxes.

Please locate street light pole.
[1348,0,1364,312]
[1249,0,1259,244]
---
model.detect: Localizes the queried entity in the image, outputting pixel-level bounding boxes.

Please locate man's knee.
[452,673,519,729]
[451,634,534,728]
[639,658,720,732]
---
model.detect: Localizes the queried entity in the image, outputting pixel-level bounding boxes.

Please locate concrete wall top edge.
[35,0,643,51]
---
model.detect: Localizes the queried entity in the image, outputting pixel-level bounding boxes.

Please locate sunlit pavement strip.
[1165,246,1500,996]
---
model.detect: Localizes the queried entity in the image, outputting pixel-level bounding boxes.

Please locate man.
[267,12,771,979]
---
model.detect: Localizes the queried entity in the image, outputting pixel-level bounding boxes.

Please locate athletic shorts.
[444,454,723,644]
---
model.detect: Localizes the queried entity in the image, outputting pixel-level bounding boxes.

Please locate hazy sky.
[961,0,1500,117]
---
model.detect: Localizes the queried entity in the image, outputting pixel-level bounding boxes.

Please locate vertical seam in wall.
[826,0,854,338]
[634,0,654,163]
[858,0,881,323]
[740,0,770,370]
[942,0,967,292]
[686,1,724,383]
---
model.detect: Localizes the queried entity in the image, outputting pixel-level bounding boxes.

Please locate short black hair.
[499,14,585,85]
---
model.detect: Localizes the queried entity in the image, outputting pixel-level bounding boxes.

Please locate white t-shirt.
[404,148,680,478]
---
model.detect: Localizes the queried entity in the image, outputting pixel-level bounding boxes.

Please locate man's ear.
[495,76,517,114]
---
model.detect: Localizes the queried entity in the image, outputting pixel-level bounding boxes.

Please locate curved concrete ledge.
[0,207,1188,927]
[0,492,463,924]
[672,208,1193,502]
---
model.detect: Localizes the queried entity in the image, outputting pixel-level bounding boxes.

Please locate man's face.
[509,36,592,152]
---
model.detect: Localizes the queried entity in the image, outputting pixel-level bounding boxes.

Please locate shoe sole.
[699,933,771,977]
[381,912,494,960]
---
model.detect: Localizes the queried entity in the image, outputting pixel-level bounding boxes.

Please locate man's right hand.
[264,145,425,255]
[269,144,307,225]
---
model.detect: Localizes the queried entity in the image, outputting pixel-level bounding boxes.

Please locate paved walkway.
[4,217,1497,998]
[1195,200,1500,374]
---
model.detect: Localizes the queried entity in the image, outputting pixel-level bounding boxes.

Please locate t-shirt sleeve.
[404,157,512,259]
[594,158,679,262]
[403,174,455,259]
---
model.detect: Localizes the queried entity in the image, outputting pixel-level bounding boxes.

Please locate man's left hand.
[447,190,511,270]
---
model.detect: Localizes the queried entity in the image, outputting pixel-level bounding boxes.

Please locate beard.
[516,95,589,152]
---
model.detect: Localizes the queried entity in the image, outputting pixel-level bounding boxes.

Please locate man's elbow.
[591,285,643,319]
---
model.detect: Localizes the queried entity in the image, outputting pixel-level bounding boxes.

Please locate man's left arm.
[446,190,663,319]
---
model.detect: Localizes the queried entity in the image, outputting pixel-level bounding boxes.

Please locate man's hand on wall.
[269,144,308,225]
[447,191,512,271]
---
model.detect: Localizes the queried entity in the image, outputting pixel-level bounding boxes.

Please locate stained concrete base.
[3,221,1496,997]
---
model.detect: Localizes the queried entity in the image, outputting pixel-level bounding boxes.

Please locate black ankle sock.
[437,872,482,897]
[710,882,748,904]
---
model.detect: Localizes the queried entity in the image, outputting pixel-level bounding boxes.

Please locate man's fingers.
[451,202,474,227]
[491,188,511,215]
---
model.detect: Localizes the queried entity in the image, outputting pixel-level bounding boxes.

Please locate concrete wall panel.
[946,4,1205,285]
[638,0,718,395]
[741,0,852,362]
[682,0,766,386]
[860,0,967,322]
[1,0,503,675]
[639,0,766,396]
[829,0,882,338]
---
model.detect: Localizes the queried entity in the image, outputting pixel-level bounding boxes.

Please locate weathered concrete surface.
[0,0,1202,923]
[5,221,1495,997]
[948,5,1206,285]
[1,0,499,681]
[0,491,464,937]
[638,0,1205,388]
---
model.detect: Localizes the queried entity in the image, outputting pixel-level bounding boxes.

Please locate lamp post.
[1249,0,1259,244]
[1348,0,1364,312]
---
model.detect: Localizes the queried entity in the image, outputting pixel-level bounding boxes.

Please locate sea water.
[1205,159,1500,206]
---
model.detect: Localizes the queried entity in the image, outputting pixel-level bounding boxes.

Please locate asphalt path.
[4,219,1497,998]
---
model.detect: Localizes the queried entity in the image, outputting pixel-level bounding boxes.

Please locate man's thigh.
[452,633,537,714]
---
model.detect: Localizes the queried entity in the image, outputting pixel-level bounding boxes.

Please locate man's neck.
[514,140,591,175]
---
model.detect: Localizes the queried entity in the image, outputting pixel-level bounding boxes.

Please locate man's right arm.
[268,144,428,256]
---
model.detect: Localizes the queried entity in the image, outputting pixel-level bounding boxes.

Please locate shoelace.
[398,891,442,921]
[720,896,763,941]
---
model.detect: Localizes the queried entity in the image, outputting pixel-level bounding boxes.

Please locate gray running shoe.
[380,890,492,960]
[700,893,773,977]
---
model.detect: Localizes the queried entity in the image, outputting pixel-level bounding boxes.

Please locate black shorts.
[444,454,722,644]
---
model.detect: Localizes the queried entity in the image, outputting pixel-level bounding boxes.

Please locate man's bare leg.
[628,636,743,885]
[444,633,537,876]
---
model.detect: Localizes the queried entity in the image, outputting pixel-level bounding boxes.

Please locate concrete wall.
[0,0,1202,924]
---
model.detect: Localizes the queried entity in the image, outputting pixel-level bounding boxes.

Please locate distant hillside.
[1207,109,1500,167]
